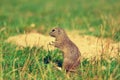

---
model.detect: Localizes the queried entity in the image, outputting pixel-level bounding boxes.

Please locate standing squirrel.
[49,27,80,72]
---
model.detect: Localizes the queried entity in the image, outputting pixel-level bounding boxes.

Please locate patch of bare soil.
[6,31,119,59]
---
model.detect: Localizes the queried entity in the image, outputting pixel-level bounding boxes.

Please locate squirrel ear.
[58,28,61,34]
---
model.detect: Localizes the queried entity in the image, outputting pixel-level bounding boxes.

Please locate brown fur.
[49,27,81,72]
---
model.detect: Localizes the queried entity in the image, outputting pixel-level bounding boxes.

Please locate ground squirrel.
[49,27,80,72]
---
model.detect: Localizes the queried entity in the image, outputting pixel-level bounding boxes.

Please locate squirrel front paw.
[49,41,55,46]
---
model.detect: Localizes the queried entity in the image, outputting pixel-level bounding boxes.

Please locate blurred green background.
[0,0,120,41]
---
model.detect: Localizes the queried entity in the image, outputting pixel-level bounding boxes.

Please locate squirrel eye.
[52,29,55,32]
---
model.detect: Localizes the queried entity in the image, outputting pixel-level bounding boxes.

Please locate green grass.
[0,0,120,80]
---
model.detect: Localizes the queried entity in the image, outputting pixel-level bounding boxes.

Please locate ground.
[6,30,119,59]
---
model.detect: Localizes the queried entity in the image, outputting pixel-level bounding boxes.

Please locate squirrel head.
[49,27,66,38]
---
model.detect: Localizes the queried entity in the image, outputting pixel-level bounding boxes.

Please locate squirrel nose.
[49,32,52,36]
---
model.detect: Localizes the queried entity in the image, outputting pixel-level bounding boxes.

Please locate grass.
[0,0,120,80]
